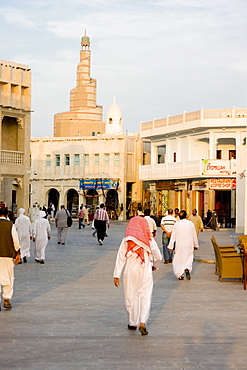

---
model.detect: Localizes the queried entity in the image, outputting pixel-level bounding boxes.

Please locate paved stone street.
[0,221,247,369]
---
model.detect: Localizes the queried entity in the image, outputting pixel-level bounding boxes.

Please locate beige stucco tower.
[0,60,31,213]
[54,31,105,137]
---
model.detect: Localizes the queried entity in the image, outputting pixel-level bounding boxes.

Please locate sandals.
[178,275,184,280]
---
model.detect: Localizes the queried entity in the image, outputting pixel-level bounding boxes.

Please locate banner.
[202,160,230,175]
[209,178,236,190]
[79,179,119,190]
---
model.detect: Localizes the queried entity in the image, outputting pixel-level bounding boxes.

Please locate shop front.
[79,178,120,220]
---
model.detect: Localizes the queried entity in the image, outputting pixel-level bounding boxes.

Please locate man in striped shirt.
[160,208,177,264]
[93,203,110,245]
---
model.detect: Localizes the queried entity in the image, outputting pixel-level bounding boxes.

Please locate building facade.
[0,59,31,213]
[140,108,247,227]
[30,133,143,220]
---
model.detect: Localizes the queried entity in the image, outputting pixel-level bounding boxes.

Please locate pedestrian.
[210,209,218,231]
[174,208,180,221]
[168,210,199,280]
[188,209,204,236]
[33,211,51,264]
[144,209,157,237]
[160,208,177,264]
[205,209,212,228]
[93,203,110,245]
[0,207,21,309]
[137,206,144,216]
[55,205,70,245]
[83,205,90,225]
[50,202,55,220]
[47,203,52,223]
[77,206,85,229]
[113,216,162,335]
[15,208,32,263]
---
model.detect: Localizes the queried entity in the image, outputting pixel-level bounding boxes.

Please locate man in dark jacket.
[0,207,20,309]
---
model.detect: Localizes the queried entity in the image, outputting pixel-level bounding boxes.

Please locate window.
[104,153,109,166]
[229,150,236,160]
[74,154,80,166]
[216,150,222,159]
[46,154,51,166]
[92,132,95,136]
[94,154,99,166]
[173,152,176,163]
[78,131,82,137]
[114,153,120,166]
[143,153,147,165]
[65,154,70,166]
[55,154,60,167]
[84,154,89,166]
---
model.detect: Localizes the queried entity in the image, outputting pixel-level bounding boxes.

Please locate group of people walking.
[1,201,203,339]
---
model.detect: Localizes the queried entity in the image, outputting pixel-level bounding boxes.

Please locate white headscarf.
[18,208,25,217]
[38,211,46,219]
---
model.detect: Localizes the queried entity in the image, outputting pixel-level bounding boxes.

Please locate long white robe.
[15,214,32,258]
[168,219,199,278]
[114,238,162,326]
[33,218,51,260]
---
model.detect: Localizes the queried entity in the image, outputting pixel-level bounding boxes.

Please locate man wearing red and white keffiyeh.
[113,216,162,335]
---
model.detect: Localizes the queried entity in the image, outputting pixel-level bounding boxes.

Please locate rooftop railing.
[141,108,247,132]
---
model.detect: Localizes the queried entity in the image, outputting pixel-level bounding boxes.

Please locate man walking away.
[55,205,70,245]
[77,206,85,229]
[0,207,21,309]
[160,208,176,264]
[188,209,204,236]
[114,216,162,335]
[15,208,32,263]
[144,209,157,237]
[33,211,51,264]
[93,203,110,245]
[168,210,199,281]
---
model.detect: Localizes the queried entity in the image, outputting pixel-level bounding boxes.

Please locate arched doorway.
[66,189,79,217]
[48,188,59,213]
[106,189,119,220]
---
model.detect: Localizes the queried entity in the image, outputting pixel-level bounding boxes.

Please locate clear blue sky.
[1,0,247,137]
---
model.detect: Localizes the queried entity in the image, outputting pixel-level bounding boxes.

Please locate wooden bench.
[211,236,243,281]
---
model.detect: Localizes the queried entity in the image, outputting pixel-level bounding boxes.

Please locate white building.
[140,107,247,227]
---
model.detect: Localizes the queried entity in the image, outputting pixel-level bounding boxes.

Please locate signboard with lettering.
[202,160,230,175]
[192,181,208,191]
[79,179,118,190]
[209,178,236,190]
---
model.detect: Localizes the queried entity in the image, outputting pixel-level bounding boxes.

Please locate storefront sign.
[202,160,230,175]
[79,179,118,190]
[209,178,236,190]
[174,181,187,190]
[192,181,208,191]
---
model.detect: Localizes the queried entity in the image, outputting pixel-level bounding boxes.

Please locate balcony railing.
[1,150,23,164]
[139,159,236,181]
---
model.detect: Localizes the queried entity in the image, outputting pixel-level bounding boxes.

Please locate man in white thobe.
[0,207,21,309]
[15,208,32,263]
[114,216,162,335]
[33,211,51,264]
[168,210,199,280]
